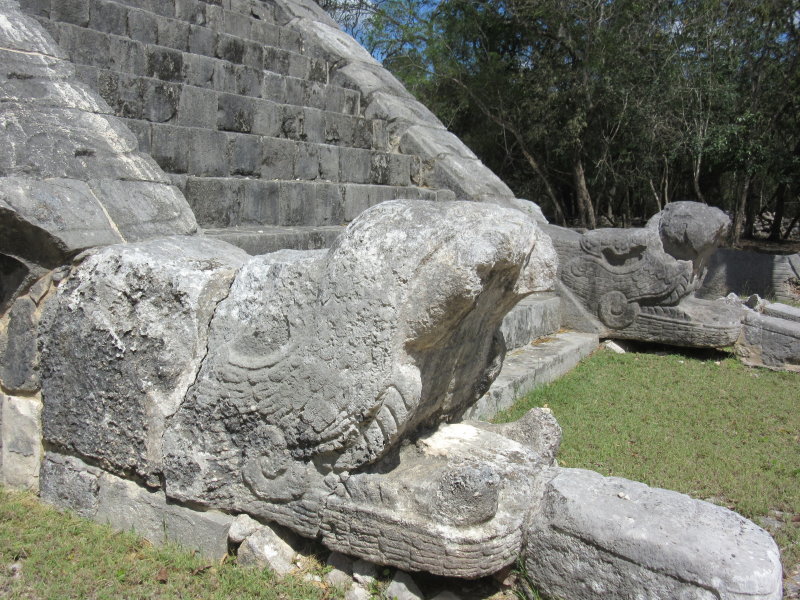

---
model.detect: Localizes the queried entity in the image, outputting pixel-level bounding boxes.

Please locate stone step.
[20,0,302,54]
[133,122,411,185]
[178,177,450,228]
[106,0,290,48]
[500,293,562,351]
[39,19,328,93]
[97,76,369,147]
[762,301,800,323]
[75,59,359,117]
[203,224,345,254]
[463,331,600,421]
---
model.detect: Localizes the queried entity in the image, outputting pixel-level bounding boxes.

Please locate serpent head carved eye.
[601,243,647,267]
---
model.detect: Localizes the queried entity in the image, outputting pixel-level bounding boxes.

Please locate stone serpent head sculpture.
[39,199,558,574]
[549,201,745,347]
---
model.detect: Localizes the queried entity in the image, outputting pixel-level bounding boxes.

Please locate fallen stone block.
[736,309,800,371]
[385,571,424,600]
[352,558,378,587]
[96,472,232,559]
[0,393,42,491]
[237,525,297,574]
[524,468,783,600]
[325,551,354,589]
[229,513,263,545]
[345,585,371,600]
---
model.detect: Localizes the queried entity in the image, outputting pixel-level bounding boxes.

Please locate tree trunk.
[623,187,630,228]
[519,146,567,226]
[648,179,662,213]
[730,174,751,246]
[572,156,596,229]
[692,154,706,204]
[744,185,758,239]
[783,213,799,240]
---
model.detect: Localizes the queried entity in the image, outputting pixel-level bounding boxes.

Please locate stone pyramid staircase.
[19,0,459,253]
[14,0,598,408]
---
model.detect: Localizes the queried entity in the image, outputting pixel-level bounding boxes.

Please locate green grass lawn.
[0,488,336,600]
[495,344,800,571]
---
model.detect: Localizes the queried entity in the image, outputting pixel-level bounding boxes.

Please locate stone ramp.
[466,331,599,421]
[462,292,599,422]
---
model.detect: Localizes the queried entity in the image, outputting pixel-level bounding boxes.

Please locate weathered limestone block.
[95,472,233,558]
[237,525,298,574]
[736,307,800,371]
[385,571,424,600]
[325,551,354,589]
[162,200,555,544]
[524,468,783,600]
[39,452,101,517]
[39,452,232,558]
[40,237,247,485]
[0,270,58,389]
[229,513,263,545]
[0,296,38,392]
[364,92,444,130]
[1,178,124,267]
[0,393,42,490]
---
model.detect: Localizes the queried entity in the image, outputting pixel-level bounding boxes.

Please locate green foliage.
[325,0,800,234]
[495,347,800,571]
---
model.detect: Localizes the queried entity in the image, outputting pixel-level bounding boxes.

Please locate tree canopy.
[320,0,800,241]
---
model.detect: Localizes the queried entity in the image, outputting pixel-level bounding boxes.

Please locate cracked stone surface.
[40,236,247,486]
[524,468,783,600]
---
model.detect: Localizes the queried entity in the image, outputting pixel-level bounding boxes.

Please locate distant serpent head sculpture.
[552,201,744,347]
